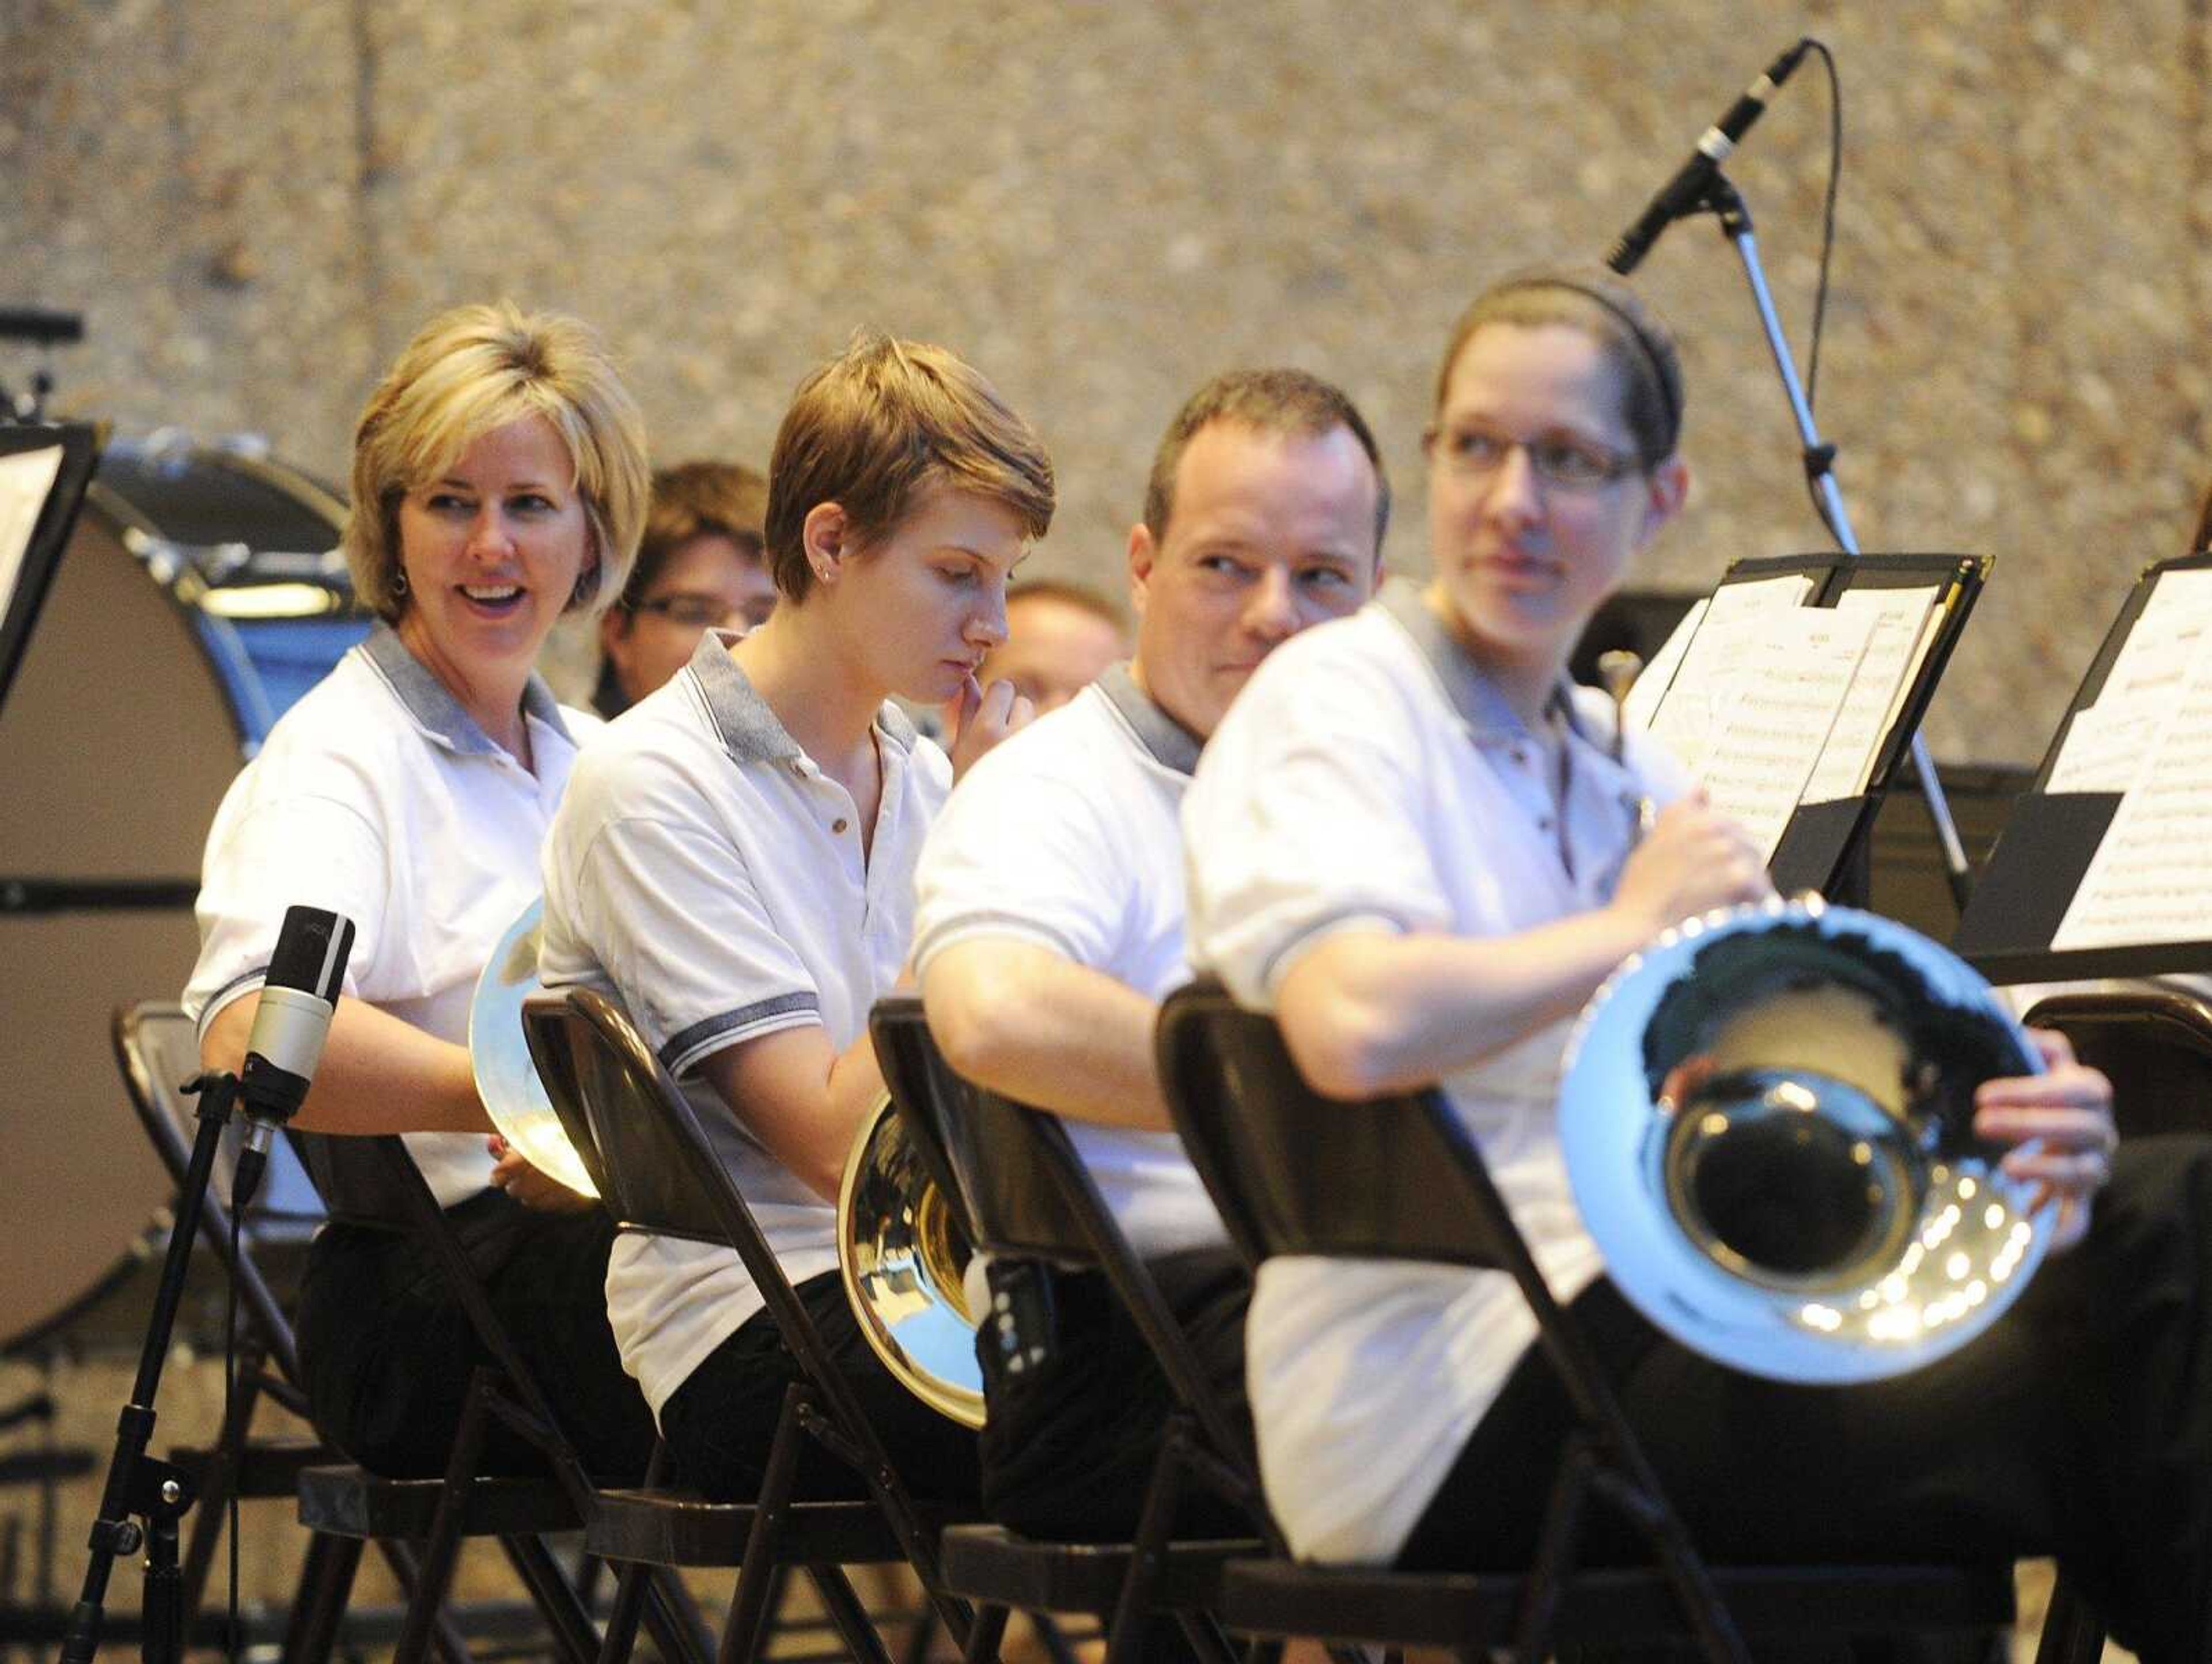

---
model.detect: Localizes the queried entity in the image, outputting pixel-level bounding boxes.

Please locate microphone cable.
[1801,40,1844,539]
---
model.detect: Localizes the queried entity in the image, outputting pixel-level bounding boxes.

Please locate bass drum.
[0,434,365,1354]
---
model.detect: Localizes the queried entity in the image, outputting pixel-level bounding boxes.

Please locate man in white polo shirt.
[539,331,1052,1502]
[914,368,1388,1539]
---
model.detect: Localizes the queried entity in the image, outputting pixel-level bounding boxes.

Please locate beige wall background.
[5,0,2208,764]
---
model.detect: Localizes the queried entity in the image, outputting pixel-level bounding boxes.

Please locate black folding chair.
[525,985,991,1664]
[112,1001,471,1664]
[271,1112,707,1664]
[1153,978,2078,1664]
[870,996,1260,1664]
[2024,980,2212,1141]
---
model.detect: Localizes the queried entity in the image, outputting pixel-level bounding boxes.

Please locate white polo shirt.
[1183,581,1687,1566]
[184,624,596,1210]
[912,666,1228,1260]
[540,630,950,1416]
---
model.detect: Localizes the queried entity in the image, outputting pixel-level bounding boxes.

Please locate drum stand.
[1680,170,1975,910]
[58,1068,244,1664]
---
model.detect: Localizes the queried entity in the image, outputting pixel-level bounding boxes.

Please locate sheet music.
[2044,570,2212,795]
[2054,634,2212,948]
[1799,585,1941,803]
[1695,604,1878,861]
[1622,598,1704,733]
[2047,570,2212,948]
[1642,574,1818,776]
[0,445,65,623]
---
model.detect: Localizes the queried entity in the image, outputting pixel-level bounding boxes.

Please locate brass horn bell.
[1560,895,2054,1384]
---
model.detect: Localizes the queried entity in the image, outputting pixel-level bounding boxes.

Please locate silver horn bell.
[1561,895,2055,1385]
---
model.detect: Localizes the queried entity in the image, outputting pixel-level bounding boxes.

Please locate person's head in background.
[974,579,1131,713]
[594,460,774,717]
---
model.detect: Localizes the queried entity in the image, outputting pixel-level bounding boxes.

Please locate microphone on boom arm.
[234,905,354,1210]
[1607,39,1812,276]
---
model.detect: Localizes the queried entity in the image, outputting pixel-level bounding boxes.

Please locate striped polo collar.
[1096,662,1204,777]
[687,628,919,766]
[359,621,571,753]
[1376,579,1589,746]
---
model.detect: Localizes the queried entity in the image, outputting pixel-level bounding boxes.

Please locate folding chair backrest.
[115,999,324,1226]
[558,986,912,1477]
[869,996,1089,1262]
[519,991,615,1200]
[2024,981,2212,1140]
[548,989,730,1247]
[1155,977,1515,1270]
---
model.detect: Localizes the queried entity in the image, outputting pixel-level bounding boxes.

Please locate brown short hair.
[1007,578,1127,632]
[618,460,770,611]
[1430,267,1685,467]
[343,301,649,623]
[1142,368,1391,552]
[763,329,1055,601]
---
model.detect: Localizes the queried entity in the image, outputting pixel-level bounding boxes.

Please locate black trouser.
[294,1191,656,1482]
[975,1246,1253,1542]
[1398,1135,2212,1664]
[657,1268,981,1505]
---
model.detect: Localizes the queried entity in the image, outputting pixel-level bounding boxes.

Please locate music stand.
[0,423,100,722]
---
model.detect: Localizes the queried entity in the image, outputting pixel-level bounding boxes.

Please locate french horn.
[1560,894,2054,1385]
[467,897,600,1199]
[835,1099,986,1428]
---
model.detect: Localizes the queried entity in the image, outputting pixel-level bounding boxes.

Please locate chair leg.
[276,1532,362,1664]
[721,1384,810,1664]
[959,1601,1010,1664]
[2032,1571,2108,1664]
[807,1562,896,1664]
[501,1532,604,1664]
[372,1537,472,1664]
[177,1352,266,1631]
[1107,1420,1195,1664]
[593,1561,655,1664]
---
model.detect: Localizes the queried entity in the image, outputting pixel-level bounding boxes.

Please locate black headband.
[1493,275,1683,459]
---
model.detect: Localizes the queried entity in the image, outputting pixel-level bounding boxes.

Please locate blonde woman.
[186,302,657,1478]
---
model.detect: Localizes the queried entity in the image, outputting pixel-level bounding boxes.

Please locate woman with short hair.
[187,300,657,1478]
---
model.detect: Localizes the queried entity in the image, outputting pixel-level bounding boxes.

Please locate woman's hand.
[1974,1028,2116,1253]
[487,1135,596,1214]
[1611,792,1773,936]
[948,673,1035,782]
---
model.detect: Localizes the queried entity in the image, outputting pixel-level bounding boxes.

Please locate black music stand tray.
[0,423,100,721]
[1637,551,1988,900]
[1955,554,2212,984]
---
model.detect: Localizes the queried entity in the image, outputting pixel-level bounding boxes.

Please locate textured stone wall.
[6,0,2211,765]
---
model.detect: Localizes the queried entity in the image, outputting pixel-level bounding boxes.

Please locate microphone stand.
[1692,172,1974,909]
[59,1070,242,1664]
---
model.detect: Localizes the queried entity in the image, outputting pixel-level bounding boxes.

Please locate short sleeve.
[570,810,821,1078]
[184,779,390,1034]
[911,727,1124,976]
[1184,626,1456,1011]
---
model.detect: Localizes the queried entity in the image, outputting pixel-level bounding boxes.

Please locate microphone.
[234,905,355,1210]
[1606,40,1812,276]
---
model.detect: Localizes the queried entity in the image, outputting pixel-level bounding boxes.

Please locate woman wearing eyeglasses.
[1179,269,2212,1662]
[593,460,779,717]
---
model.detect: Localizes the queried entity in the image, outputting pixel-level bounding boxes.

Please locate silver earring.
[393,567,410,598]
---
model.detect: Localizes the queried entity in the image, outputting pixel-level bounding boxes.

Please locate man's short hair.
[1141,368,1391,552]
[763,329,1055,601]
[1006,577,1128,633]
[619,460,770,611]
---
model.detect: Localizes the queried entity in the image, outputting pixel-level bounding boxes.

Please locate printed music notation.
[1630,569,1946,861]
[2052,569,2212,950]
[0,444,65,621]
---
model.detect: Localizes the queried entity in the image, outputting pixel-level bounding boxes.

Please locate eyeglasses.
[631,593,767,629]
[1427,423,1643,491]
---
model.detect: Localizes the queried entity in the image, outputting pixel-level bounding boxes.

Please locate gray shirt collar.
[361,621,572,753]
[1375,579,1590,746]
[687,628,920,767]
[1095,662,1203,777]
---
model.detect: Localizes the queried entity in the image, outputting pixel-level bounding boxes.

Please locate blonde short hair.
[763,329,1054,602]
[343,301,650,621]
